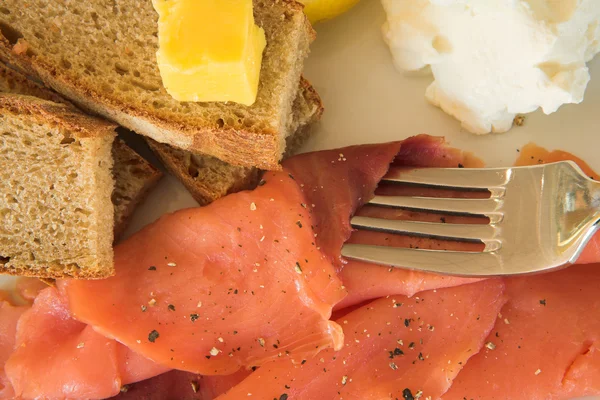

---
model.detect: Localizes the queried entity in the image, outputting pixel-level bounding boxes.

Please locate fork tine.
[368,195,503,222]
[350,216,499,245]
[341,244,506,277]
[383,167,511,191]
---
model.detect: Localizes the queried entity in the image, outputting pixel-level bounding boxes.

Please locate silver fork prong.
[383,167,512,190]
[368,195,503,222]
[341,244,507,277]
[350,216,499,245]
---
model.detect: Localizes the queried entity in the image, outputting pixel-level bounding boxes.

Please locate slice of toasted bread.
[112,138,163,241]
[0,63,163,242]
[148,77,323,205]
[0,0,315,170]
[0,94,116,279]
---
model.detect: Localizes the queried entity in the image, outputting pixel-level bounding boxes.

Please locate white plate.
[1,1,599,397]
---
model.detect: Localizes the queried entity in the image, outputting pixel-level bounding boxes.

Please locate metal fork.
[341,161,600,276]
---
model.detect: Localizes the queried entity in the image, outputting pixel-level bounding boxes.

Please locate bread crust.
[112,139,164,241]
[0,93,117,139]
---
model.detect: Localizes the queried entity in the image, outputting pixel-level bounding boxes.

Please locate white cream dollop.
[381,0,600,134]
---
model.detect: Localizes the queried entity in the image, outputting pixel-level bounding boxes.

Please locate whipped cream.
[381,0,600,134]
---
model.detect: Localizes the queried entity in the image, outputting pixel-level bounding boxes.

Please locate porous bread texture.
[0,62,68,105]
[112,138,163,241]
[0,63,164,242]
[148,77,324,205]
[0,0,315,170]
[0,93,116,279]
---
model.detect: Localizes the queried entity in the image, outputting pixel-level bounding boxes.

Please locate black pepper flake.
[148,330,160,343]
[389,348,404,358]
[296,221,303,228]
[403,388,415,400]
[285,385,291,389]
[233,330,238,335]
[148,266,157,271]
[280,394,289,400]
[440,217,446,223]
[408,342,415,349]
[540,299,546,306]
[301,360,307,365]
[288,173,295,180]
[234,289,238,294]
[404,318,411,327]
[190,313,199,322]
[458,163,464,168]
[418,352,424,361]
[168,304,175,311]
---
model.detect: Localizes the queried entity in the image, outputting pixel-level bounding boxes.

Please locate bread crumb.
[250,202,257,211]
[12,39,29,55]
[513,115,525,126]
[485,341,496,350]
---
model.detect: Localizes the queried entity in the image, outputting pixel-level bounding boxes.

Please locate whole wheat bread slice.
[0,0,315,170]
[0,63,163,242]
[0,93,116,279]
[111,138,163,241]
[148,77,323,205]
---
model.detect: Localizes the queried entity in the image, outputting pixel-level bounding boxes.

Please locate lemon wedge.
[300,0,361,24]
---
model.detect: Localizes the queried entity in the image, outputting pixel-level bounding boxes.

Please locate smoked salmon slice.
[0,297,27,400]
[4,287,168,399]
[110,369,251,400]
[59,172,346,375]
[215,279,506,400]
[283,135,485,310]
[443,264,600,400]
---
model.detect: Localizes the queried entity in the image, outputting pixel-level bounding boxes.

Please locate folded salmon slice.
[59,172,346,375]
[4,288,168,399]
[283,135,485,309]
[443,264,600,400]
[215,279,506,400]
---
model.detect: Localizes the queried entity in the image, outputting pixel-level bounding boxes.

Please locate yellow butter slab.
[153,0,266,106]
